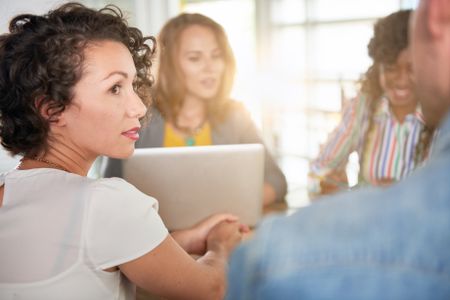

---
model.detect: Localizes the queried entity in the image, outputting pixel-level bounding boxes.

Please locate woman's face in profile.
[379,48,417,109]
[60,40,147,160]
[177,25,225,102]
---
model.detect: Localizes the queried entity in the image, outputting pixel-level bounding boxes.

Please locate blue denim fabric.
[226,115,450,300]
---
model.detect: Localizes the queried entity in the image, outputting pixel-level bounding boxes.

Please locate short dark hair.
[0,2,155,157]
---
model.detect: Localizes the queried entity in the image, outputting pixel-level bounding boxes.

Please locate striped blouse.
[309,93,432,195]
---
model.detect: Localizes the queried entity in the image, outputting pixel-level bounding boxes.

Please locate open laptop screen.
[123,144,264,231]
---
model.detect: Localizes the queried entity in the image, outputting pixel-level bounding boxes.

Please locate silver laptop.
[123,144,264,231]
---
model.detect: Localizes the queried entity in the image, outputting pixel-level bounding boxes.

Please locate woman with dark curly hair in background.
[308,9,435,198]
[0,3,247,299]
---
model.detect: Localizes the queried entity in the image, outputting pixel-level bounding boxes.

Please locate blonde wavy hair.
[153,13,236,126]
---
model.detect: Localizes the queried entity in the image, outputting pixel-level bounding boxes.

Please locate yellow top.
[163,122,212,147]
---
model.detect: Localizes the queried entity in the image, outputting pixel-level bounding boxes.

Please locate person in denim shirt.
[226,1,450,299]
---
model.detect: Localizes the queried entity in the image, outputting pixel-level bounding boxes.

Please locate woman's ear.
[35,97,67,126]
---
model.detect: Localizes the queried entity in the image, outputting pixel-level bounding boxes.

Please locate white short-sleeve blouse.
[0,168,168,300]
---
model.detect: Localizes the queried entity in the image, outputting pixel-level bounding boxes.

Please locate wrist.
[207,241,231,259]
[172,227,208,255]
[171,228,193,252]
[200,246,229,270]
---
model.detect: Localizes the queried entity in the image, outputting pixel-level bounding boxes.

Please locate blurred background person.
[308,9,435,198]
[104,13,287,205]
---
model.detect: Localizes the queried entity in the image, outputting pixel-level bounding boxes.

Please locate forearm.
[263,183,277,206]
[194,247,229,299]
[120,235,228,300]
[261,146,287,202]
[308,169,349,199]
[167,218,242,299]
[171,229,199,254]
[310,97,363,178]
[163,246,228,300]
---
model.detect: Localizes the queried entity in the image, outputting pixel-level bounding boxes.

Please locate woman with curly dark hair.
[103,13,287,205]
[0,3,247,299]
[308,9,435,198]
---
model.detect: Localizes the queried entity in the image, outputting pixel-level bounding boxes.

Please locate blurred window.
[0,0,418,195]
[182,0,417,207]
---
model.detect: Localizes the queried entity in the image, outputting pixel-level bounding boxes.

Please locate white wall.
[0,0,66,33]
[134,0,179,35]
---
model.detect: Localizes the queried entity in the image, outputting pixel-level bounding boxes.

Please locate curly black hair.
[0,2,155,158]
[361,9,411,105]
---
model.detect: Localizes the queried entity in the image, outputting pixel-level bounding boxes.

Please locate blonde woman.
[104,13,287,205]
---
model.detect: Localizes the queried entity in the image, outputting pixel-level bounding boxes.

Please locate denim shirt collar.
[431,112,450,157]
